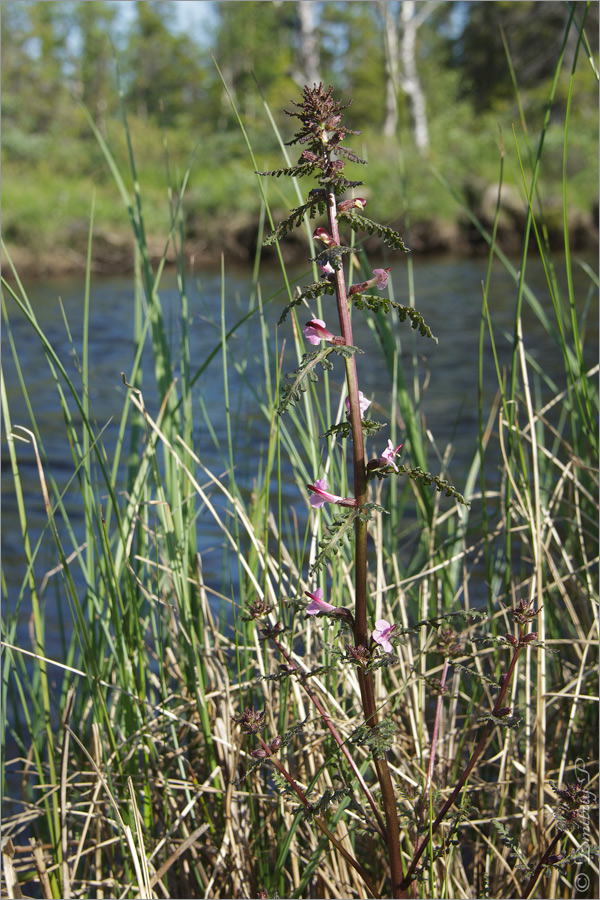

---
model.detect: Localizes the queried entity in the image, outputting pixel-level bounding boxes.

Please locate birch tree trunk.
[380,0,436,155]
[400,0,430,155]
[381,1,400,137]
[293,0,320,88]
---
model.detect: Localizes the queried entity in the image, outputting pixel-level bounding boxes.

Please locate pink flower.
[381,440,403,473]
[372,268,391,290]
[307,478,357,509]
[304,319,337,345]
[348,267,391,296]
[305,588,336,615]
[312,227,337,248]
[338,197,367,212]
[345,391,372,417]
[318,259,336,277]
[372,619,397,653]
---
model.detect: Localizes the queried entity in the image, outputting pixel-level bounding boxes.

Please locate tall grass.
[2,11,598,898]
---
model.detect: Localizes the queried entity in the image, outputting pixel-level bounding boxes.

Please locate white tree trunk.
[380,1,434,154]
[293,0,321,88]
[380,1,400,137]
[400,0,431,155]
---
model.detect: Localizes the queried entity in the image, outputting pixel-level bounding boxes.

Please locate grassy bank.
[2,79,598,278]
[2,22,599,900]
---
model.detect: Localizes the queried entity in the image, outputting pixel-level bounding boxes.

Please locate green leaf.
[278,346,335,415]
[396,464,470,506]
[256,162,316,179]
[321,417,383,439]
[278,280,335,326]
[278,344,362,415]
[263,196,328,246]
[351,294,438,343]
[350,718,396,759]
[339,211,410,251]
[309,508,358,574]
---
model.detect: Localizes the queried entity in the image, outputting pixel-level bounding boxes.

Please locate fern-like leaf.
[309,508,358,574]
[278,345,363,415]
[396,305,438,341]
[263,197,328,246]
[321,417,383,439]
[278,347,335,415]
[257,162,317,179]
[396,464,470,506]
[278,280,335,326]
[351,294,438,342]
[492,820,532,873]
[339,211,410,251]
[350,718,396,759]
[308,499,383,574]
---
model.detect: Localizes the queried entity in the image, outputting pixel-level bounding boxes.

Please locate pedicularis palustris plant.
[233,84,547,899]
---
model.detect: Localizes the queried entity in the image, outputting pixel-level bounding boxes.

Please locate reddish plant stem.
[400,633,528,891]
[327,188,406,899]
[521,831,562,899]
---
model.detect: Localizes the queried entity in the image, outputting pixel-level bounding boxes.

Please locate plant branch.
[253,733,380,899]
[400,629,531,890]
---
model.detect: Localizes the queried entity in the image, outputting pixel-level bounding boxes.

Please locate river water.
[2,252,598,658]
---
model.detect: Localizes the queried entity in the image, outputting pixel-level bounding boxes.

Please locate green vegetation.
[1,1,598,273]
[1,3,599,898]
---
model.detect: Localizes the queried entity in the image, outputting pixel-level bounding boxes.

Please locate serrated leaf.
[278,347,335,415]
[278,280,335,326]
[263,197,328,246]
[396,464,470,506]
[257,162,316,179]
[321,417,383,440]
[397,305,438,341]
[351,294,438,342]
[339,211,410,251]
[350,718,396,758]
[309,509,358,574]
[278,345,363,415]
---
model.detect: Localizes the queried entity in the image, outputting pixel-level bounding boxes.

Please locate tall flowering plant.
[233,84,511,899]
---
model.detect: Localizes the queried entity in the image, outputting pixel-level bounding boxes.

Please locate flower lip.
[307,477,357,509]
[318,259,336,276]
[348,267,391,296]
[305,587,337,615]
[338,197,367,212]
[305,588,355,623]
[381,440,403,472]
[312,227,338,248]
[304,318,336,345]
[372,619,397,653]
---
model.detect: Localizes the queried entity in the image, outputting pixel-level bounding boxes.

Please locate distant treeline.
[2,1,598,274]
[3,1,598,144]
